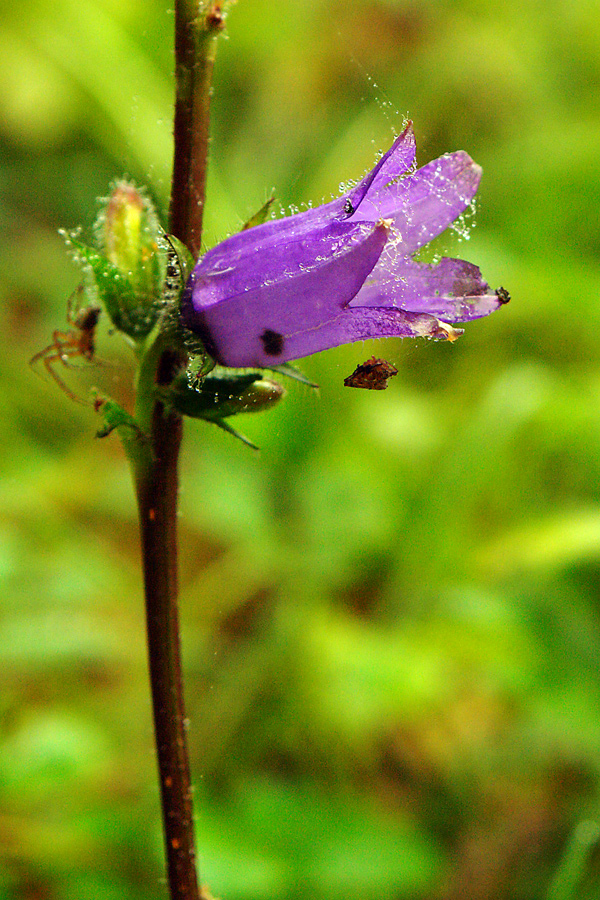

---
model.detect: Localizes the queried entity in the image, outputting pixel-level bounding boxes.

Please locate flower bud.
[164,371,285,421]
[104,184,146,275]
[63,182,181,340]
[99,181,165,325]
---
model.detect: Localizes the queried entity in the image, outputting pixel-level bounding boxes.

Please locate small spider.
[30,285,101,404]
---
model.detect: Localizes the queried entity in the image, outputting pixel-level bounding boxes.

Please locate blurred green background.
[2,0,600,897]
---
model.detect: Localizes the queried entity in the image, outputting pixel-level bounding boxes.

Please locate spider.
[30,286,101,404]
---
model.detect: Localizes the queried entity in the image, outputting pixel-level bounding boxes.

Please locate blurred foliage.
[2,0,600,897]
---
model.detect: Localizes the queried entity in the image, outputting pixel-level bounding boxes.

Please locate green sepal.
[269,363,319,388]
[186,352,217,383]
[157,372,274,450]
[242,194,275,230]
[158,231,194,307]
[63,234,161,339]
[163,371,259,420]
[166,234,194,285]
[213,418,259,451]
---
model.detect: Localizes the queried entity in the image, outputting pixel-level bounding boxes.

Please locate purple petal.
[196,123,416,268]
[266,307,463,362]
[361,151,481,252]
[183,221,390,367]
[192,218,383,307]
[351,256,503,321]
[367,122,417,194]
[344,121,416,214]
[182,126,506,368]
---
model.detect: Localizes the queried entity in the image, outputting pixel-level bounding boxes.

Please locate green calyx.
[62,182,191,341]
[161,370,286,422]
[153,368,284,449]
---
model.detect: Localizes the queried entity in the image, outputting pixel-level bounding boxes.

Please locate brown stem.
[170,0,224,259]
[136,387,200,898]
[134,4,225,896]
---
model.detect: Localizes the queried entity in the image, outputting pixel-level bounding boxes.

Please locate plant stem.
[133,3,223,897]
[170,0,224,259]
[135,393,198,898]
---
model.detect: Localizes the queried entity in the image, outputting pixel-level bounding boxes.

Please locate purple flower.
[182,123,507,368]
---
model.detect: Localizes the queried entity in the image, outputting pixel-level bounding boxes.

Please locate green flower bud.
[100,181,164,299]
[62,181,185,341]
[163,371,286,421]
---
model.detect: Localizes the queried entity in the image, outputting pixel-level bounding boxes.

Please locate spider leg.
[29,343,55,369]
[42,348,90,404]
[51,331,78,364]
[66,284,86,326]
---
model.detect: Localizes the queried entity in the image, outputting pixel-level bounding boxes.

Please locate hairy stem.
[135,396,198,898]
[134,3,224,897]
[170,0,224,259]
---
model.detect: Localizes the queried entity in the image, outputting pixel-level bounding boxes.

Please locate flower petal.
[182,126,506,369]
[344,121,416,215]
[191,218,382,308]
[183,220,389,367]
[266,306,463,362]
[362,151,481,252]
[196,123,416,269]
[351,256,503,321]
[366,122,417,195]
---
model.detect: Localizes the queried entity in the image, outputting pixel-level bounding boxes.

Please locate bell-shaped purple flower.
[181,123,507,368]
